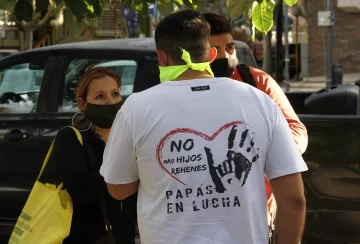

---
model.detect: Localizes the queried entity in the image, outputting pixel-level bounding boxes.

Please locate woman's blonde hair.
[76,66,121,102]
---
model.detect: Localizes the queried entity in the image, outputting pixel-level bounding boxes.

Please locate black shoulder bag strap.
[236,63,257,88]
[85,144,116,243]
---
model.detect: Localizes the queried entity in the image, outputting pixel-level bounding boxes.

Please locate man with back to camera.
[100,9,307,244]
[203,12,309,234]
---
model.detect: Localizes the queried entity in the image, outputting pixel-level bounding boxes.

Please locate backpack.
[236,64,257,88]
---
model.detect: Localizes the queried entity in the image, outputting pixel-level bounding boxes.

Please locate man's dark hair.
[202,13,232,36]
[155,9,211,64]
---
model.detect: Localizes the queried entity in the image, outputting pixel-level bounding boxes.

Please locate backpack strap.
[236,64,257,88]
[85,144,114,233]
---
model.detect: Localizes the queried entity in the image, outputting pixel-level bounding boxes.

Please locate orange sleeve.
[232,67,308,154]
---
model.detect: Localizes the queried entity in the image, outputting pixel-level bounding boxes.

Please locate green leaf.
[173,0,183,8]
[36,0,50,12]
[64,7,84,36]
[89,0,103,17]
[133,0,142,6]
[135,2,148,11]
[283,0,298,6]
[252,0,274,34]
[64,0,94,20]
[0,0,16,12]
[122,0,133,9]
[157,1,174,16]
[269,0,275,11]
[228,0,246,21]
[14,0,33,22]
[183,0,197,9]
[54,0,64,5]
[84,1,95,15]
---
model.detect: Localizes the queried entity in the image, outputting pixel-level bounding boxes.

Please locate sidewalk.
[280,72,360,92]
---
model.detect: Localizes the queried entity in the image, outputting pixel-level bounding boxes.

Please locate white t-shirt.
[100,77,308,244]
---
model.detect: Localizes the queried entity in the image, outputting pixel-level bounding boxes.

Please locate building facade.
[307,0,360,76]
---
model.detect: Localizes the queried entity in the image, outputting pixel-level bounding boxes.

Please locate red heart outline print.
[156,121,245,185]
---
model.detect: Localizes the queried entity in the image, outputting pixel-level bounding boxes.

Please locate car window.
[236,47,258,68]
[0,62,45,114]
[59,58,137,113]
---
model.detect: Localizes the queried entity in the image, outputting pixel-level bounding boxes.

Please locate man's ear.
[209,47,217,63]
[77,98,86,112]
[156,49,168,66]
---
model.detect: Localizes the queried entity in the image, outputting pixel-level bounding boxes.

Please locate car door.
[300,115,360,243]
[0,55,56,229]
[39,51,160,179]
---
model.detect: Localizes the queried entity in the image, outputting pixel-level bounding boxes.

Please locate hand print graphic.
[204,125,259,193]
[156,121,259,193]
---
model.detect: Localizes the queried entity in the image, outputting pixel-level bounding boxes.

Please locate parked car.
[0,38,359,244]
[0,49,19,59]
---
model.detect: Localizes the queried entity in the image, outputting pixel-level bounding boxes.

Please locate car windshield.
[94,60,137,86]
[63,59,137,107]
[0,63,44,114]
[0,64,43,95]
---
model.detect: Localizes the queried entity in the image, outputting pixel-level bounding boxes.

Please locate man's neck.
[173,69,213,81]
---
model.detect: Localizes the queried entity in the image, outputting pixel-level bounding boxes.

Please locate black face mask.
[210,58,239,78]
[84,101,123,129]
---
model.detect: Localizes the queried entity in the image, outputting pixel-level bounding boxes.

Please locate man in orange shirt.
[203,12,308,240]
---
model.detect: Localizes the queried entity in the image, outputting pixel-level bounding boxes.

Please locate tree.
[0,0,109,50]
[228,0,299,36]
[121,0,299,36]
[135,0,200,36]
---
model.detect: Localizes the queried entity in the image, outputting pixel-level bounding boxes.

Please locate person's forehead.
[209,34,234,46]
[88,76,118,91]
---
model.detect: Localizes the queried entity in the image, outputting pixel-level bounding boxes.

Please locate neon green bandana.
[159,48,214,83]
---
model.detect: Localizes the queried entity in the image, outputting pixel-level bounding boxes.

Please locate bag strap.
[37,126,83,181]
[85,143,113,231]
[236,63,257,88]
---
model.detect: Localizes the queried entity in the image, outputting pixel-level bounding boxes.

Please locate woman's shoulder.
[55,126,84,146]
[49,127,86,171]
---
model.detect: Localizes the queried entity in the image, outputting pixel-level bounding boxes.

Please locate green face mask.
[159,48,214,83]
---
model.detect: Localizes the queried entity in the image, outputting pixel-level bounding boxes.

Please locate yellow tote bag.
[9,126,83,244]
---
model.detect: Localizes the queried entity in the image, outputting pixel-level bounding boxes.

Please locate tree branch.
[35,2,66,29]
[10,14,27,31]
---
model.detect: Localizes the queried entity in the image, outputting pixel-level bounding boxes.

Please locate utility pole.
[295,16,299,80]
[326,0,333,89]
[114,0,118,39]
[284,4,290,92]
[275,0,283,83]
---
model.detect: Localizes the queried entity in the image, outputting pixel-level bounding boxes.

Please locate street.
[280,72,360,92]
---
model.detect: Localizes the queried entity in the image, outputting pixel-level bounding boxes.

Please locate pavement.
[279,72,360,92]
